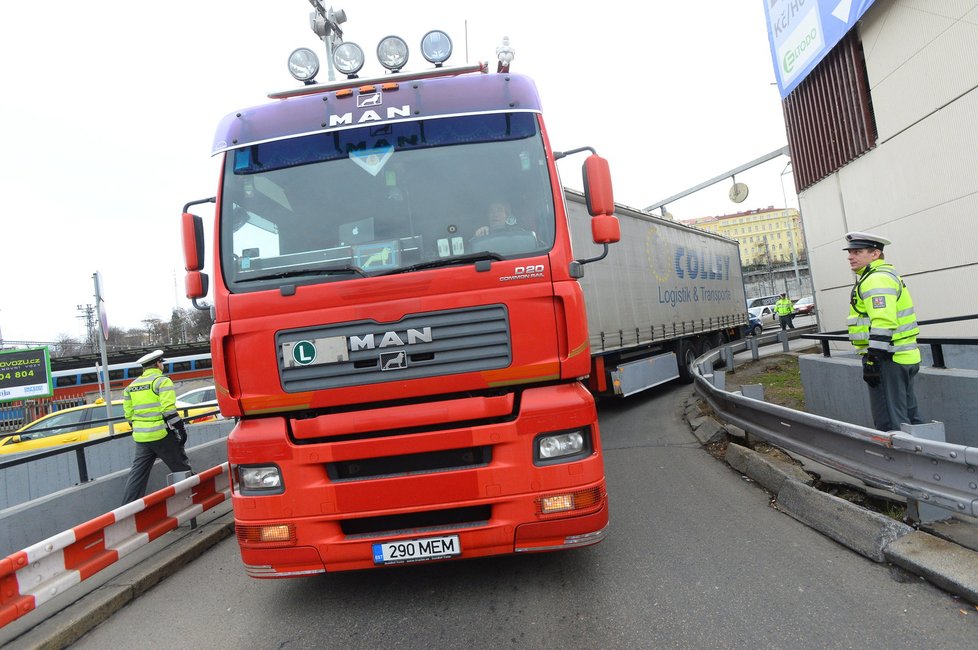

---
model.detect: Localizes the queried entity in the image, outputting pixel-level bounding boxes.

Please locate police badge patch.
[872,296,887,309]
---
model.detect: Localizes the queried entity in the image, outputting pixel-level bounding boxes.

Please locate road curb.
[5,511,235,650]
[683,395,978,606]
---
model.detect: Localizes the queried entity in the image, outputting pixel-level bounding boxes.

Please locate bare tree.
[52,334,85,357]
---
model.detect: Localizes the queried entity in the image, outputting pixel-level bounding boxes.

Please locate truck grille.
[341,505,492,537]
[277,305,511,392]
[327,446,492,481]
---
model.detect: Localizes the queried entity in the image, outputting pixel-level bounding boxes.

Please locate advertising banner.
[0,347,53,403]
[764,0,877,98]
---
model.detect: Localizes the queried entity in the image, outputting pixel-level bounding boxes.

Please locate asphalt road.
[71,383,977,649]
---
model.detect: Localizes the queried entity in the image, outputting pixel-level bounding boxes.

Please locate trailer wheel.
[676,339,697,384]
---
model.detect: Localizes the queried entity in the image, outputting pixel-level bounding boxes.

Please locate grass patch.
[723,353,809,411]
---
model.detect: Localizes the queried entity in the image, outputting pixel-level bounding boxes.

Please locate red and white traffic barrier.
[0,463,231,628]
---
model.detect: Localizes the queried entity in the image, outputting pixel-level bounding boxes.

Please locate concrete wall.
[0,422,233,557]
[800,0,978,337]
[0,420,233,510]
[800,354,978,447]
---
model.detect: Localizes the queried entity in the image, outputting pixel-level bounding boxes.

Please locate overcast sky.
[0,1,793,345]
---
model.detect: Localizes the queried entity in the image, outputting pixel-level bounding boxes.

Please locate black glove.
[862,350,882,387]
[175,424,188,445]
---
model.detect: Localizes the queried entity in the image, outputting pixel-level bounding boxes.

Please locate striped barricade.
[0,462,231,628]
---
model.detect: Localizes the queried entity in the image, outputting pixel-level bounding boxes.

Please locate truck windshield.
[220,112,556,290]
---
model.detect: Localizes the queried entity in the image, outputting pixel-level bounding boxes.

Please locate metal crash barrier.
[0,463,231,629]
[692,337,978,520]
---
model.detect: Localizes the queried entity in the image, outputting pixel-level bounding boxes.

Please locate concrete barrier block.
[777,479,913,562]
[885,531,978,605]
[723,443,812,493]
[692,417,725,445]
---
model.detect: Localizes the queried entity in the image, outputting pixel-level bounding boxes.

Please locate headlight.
[288,48,320,83]
[236,465,284,494]
[377,35,409,71]
[420,30,452,66]
[333,41,365,76]
[536,428,589,463]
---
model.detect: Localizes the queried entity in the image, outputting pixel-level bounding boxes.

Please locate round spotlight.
[420,30,453,66]
[333,41,365,77]
[288,48,320,83]
[377,35,409,72]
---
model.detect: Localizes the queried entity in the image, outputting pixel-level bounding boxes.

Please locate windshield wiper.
[378,252,504,276]
[237,264,368,282]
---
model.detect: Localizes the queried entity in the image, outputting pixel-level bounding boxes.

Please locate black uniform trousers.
[121,430,192,506]
[867,354,924,432]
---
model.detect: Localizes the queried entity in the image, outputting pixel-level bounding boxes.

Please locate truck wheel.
[676,339,697,384]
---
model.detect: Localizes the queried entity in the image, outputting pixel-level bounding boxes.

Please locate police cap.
[136,349,165,366]
[842,231,891,251]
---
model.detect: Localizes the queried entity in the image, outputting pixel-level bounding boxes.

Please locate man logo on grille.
[380,351,407,371]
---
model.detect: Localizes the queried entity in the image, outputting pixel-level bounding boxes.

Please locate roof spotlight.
[377,35,409,72]
[420,30,453,66]
[333,41,365,77]
[288,47,320,84]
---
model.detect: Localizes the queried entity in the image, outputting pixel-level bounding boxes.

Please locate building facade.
[684,207,805,268]
[780,0,977,337]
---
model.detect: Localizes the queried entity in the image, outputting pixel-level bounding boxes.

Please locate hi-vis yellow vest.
[123,368,180,442]
[848,259,921,365]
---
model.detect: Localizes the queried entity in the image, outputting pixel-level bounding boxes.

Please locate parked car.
[746,294,781,310]
[793,296,815,316]
[176,386,222,421]
[0,399,131,455]
[748,305,776,322]
[745,312,763,337]
[0,393,217,455]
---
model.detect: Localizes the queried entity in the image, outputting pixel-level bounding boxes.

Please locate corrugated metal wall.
[783,32,877,192]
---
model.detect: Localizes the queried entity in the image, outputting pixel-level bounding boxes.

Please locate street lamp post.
[308,2,346,81]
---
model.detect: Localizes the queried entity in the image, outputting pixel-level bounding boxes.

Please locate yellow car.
[0,399,215,455]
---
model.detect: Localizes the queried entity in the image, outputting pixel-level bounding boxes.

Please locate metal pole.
[93,273,114,436]
[787,216,801,294]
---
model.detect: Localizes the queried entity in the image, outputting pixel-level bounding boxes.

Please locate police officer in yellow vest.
[843,232,924,431]
[120,350,192,505]
[775,292,795,330]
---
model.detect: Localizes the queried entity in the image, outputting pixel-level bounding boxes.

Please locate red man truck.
[182,21,745,578]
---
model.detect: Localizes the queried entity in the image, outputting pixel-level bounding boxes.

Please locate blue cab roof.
[212,71,543,155]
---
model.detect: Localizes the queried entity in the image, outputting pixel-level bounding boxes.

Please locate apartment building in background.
[683,207,805,269]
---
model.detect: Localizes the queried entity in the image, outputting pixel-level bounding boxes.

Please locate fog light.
[540,494,575,514]
[536,486,605,517]
[333,41,365,77]
[377,35,409,71]
[538,430,585,459]
[420,30,452,66]
[288,47,320,83]
[260,525,293,543]
[236,523,296,547]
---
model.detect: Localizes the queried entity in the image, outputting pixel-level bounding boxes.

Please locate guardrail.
[805,313,978,369]
[0,463,231,629]
[692,336,978,520]
[0,407,223,482]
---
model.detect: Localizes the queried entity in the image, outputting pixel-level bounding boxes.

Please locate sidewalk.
[691,331,978,605]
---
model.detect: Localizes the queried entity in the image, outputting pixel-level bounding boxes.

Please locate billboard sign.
[0,347,53,403]
[764,0,877,98]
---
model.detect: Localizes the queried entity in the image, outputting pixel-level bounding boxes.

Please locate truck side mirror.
[582,155,620,245]
[185,271,209,300]
[591,214,620,244]
[583,154,614,217]
[182,212,205,271]
[181,209,210,310]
